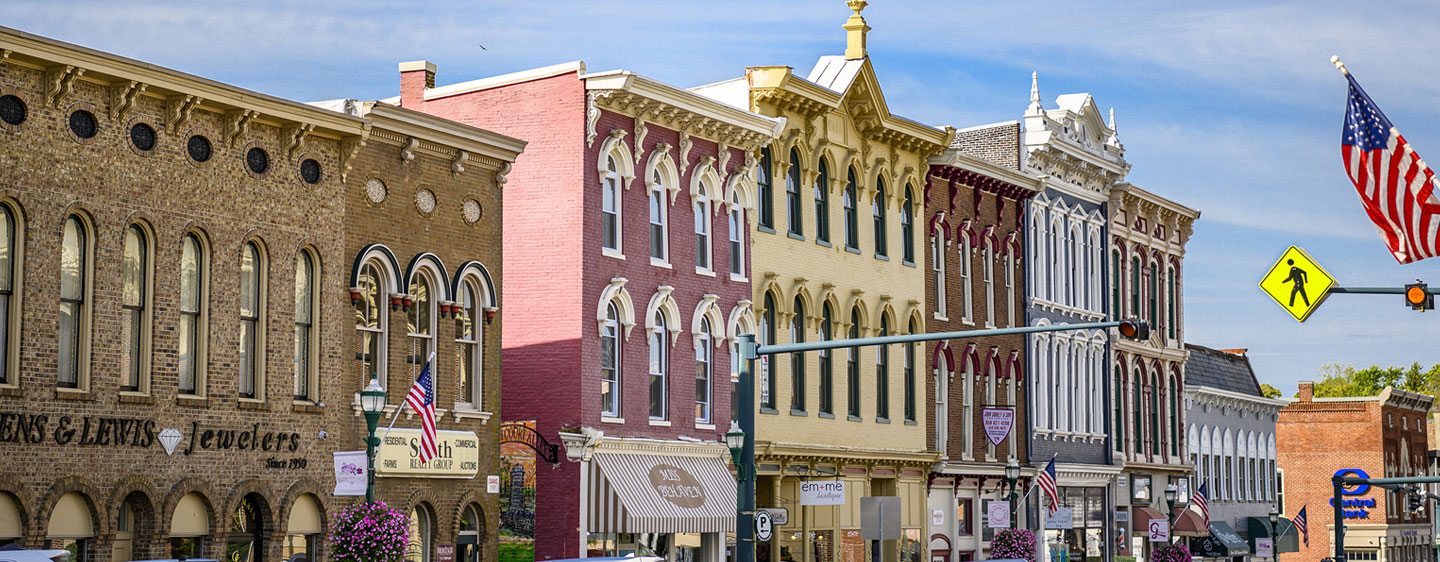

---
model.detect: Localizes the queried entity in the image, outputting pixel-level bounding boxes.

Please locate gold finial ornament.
[1331,55,1349,76]
[843,0,870,60]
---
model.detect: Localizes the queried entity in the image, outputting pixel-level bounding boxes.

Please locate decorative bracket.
[451,149,469,177]
[45,65,84,109]
[282,123,313,161]
[717,142,732,178]
[633,117,648,166]
[108,81,147,123]
[338,125,371,184]
[585,90,613,148]
[495,161,511,188]
[165,95,203,135]
[678,132,693,176]
[224,109,258,148]
[400,136,420,165]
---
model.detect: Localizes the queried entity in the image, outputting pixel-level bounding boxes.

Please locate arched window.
[408,272,436,369]
[1132,369,1143,455]
[873,177,888,257]
[1034,337,1049,430]
[178,232,208,395]
[761,295,777,410]
[601,303,621,417]
[456,277,483,408]
[649,171,668,262]
[983,246,995,327]
[901,188,914,263]
[0,204,17,388]
[1168,266,1178,340]
[790,297,805,412]
[844,168,859,250]
[1150,374,1161,455]
[59,215,91,390]
[1005,253,1015,327]
[876,315,889,420]
[1052,340,1065,431]
[648,310,668,419]
[1068,226,1078,306]
[1170,374,1180,457]
[933,232,947,318]
[695,179,712,272]
[356,261,387,389]
[1113,367,1123,452]
[406,506,432,562]
[786,148,803,236]
[602,155,621,252]
[847,307,861,418]
[294,250,318,401]
[227,494,264,562]
[1111,249,1121,319]
[905,318,917,423]
[695,317,712,424]
[122,224,150,392]
[819,304,834,416]
[1149,261,1159,325]
[962,349,974,456]
[815,159,831,243]
[960,237,973,324]
[1130,255,1141,318]
[757,147,774,230]
[457,505,482,562]
[728,194,745,277]
[238,241,265,400]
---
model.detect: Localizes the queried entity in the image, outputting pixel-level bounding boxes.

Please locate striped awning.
[588,451,737,534]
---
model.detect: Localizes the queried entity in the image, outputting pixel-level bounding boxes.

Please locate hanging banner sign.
[376,429,480,477]
[982,408,1015,447]
[1255,538,1274,558]
[334,451,367,496]
[987,500,1011,529]
[800,480,846,505]
[1149,519,1170,543]
[1045,507,1073,530]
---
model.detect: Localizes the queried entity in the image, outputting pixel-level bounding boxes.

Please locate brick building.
[0,25,525,562]
[0,26,364,562]
[1278,383,1434,562]
[311,98,524,562]
[922,145,1039,561]
[385,58,779,561]
[694,5,950,562]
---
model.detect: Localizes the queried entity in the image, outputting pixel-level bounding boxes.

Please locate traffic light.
[1405,282,1433,311]
[1409,491,1425,513]
[1117,319,1150,341]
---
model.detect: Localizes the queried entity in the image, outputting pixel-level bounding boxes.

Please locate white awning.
[588,452,737,534]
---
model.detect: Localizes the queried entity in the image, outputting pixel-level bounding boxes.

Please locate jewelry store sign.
[377,429,480,477]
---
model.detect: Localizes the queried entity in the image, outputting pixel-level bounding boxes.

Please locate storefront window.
[457,505,482,562]
[228,494,264,562]
[407,507,432,562]
[284,494,323,562]
[1041,487,1108,562]
[957,499,973,536]
[900,529,922,562]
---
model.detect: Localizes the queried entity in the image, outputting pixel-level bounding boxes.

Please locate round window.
[68,110,98,139]
[130,122,157,151]
[299,158,322,184]
[187,135,213,163]
[0,95,26,126]
[246,147,270,175]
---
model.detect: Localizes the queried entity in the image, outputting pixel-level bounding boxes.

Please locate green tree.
[1259,383,1282,399]
[1307,362,1440,409]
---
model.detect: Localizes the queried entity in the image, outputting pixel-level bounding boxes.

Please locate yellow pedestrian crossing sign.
[1259,246,1336,322]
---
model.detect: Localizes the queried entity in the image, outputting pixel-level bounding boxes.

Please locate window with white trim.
[294,250,318,401]
[356,261,387,390]
[602,156,621,252]
[729,194,745,277]
[238,241,265,400]
[695,318,712,424]
[983,246,995,328]
[960,238,973,324]
[933,233,946,318]
[178,232,208,396]
[649,172,668,262]
[122,224,150,392]
[601,303,621,417]
[649,310,668,419]
[408,272,436,369]
[59,215,90,390]
[456,277,483,408]
[695,180,712,272]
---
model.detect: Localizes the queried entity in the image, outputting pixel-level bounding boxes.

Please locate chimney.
[842,0,870,60]
[399,60,436,108]
[1298,381,1315,402]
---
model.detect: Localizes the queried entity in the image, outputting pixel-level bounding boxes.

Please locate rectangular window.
[757,148,774,229]
[1168,268,1177,339]
[790,313,805,412]
[960,243,973,323]
[602,159,621,251]
[729,206,744,276]
[122,225,146,392]
[238,243,262,400]
[983,249,995,327]
[1149,263,1158,326]
[600,313,620,417]
[903,341,915,422]
[178,234,206,395]
[649,183,667,262]
[455,280,482,408]
[956,499,973,536]
[873,186,887,257]
[786,155,803,236]
[695,333,711,424]
[694,200,710,271]
[294,252,316,401]
[847,347,860,418]
[876,328,889,420]
[1111,251,1121,319]
[933,236,947,317]
[815,164,830,243]
[1130,256,1141,319]
[649,328,668,419]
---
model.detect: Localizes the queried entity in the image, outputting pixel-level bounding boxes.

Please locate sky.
[10,0,1440,396]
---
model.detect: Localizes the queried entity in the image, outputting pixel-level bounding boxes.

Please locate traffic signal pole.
[732,319,1148,562]
[1330,474,1440,562]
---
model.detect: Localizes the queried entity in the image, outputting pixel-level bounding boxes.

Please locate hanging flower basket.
[1153,543,1193,562]
[327,500,409,562]
[990,528,1037,562]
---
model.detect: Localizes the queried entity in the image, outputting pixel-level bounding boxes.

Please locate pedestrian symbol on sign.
[1259,246,1336,322]
[1286,259,1309,306]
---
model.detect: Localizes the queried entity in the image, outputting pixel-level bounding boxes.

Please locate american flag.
[1341,69,1440,263]
[1191,483,1210,526]
[1037,458,1059,515]
[1294,505,1309,546]
[404,353,439,463]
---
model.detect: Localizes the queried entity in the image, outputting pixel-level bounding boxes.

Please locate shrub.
[327,501,410,562]
[1152,544,1192,562]
[990,529,1036,562]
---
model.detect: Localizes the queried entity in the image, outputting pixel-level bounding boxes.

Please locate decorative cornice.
[44,64,83,108]
[281,123,313,161]
[450,149,469,177]
[108,80,145,123]
[223,109,257,149]
[677,131,693,176]
[592,88,776,150]
[338,126,371,184]
[585,90,611,148]
[165,94,202,135]
[494,161,511,188]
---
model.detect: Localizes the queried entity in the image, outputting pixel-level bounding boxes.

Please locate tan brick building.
[0,25,522,562]
[1277,383,1433,562]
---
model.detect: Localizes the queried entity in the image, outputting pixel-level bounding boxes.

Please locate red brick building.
[922,144,1039,561]
[388,60,780,561]
[1277,383,1433,562]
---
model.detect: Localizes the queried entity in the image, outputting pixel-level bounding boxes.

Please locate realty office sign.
[981,408,1014,447]
[800,480,846,506]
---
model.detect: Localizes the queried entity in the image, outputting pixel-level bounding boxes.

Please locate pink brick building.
[390,61,780,561]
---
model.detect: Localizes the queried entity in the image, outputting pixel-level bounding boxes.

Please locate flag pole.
[1331,55,1349,76]
[380,351,436,441]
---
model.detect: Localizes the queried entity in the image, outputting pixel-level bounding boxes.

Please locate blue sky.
[12,0,1440,395]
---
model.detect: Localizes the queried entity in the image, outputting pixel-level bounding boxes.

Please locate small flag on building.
[404,353,439,463]
[1036,458,1059,515]
[1295,505,1309,546]
[1192,482,1211,526]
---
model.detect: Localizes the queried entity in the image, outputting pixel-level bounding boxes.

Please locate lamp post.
[1270,508,1281,562]
[360,377,387,504]
[1163,484,1188,545]
[1005,458,1022,529]
[726,421,746,481]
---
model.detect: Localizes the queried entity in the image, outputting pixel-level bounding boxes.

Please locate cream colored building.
[695,4,948,562]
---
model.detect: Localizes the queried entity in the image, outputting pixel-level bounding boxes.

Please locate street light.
[1005,458,1022,528]
[726,421,746,481]
[360,377,387,503]
[1270,508,1281,562]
